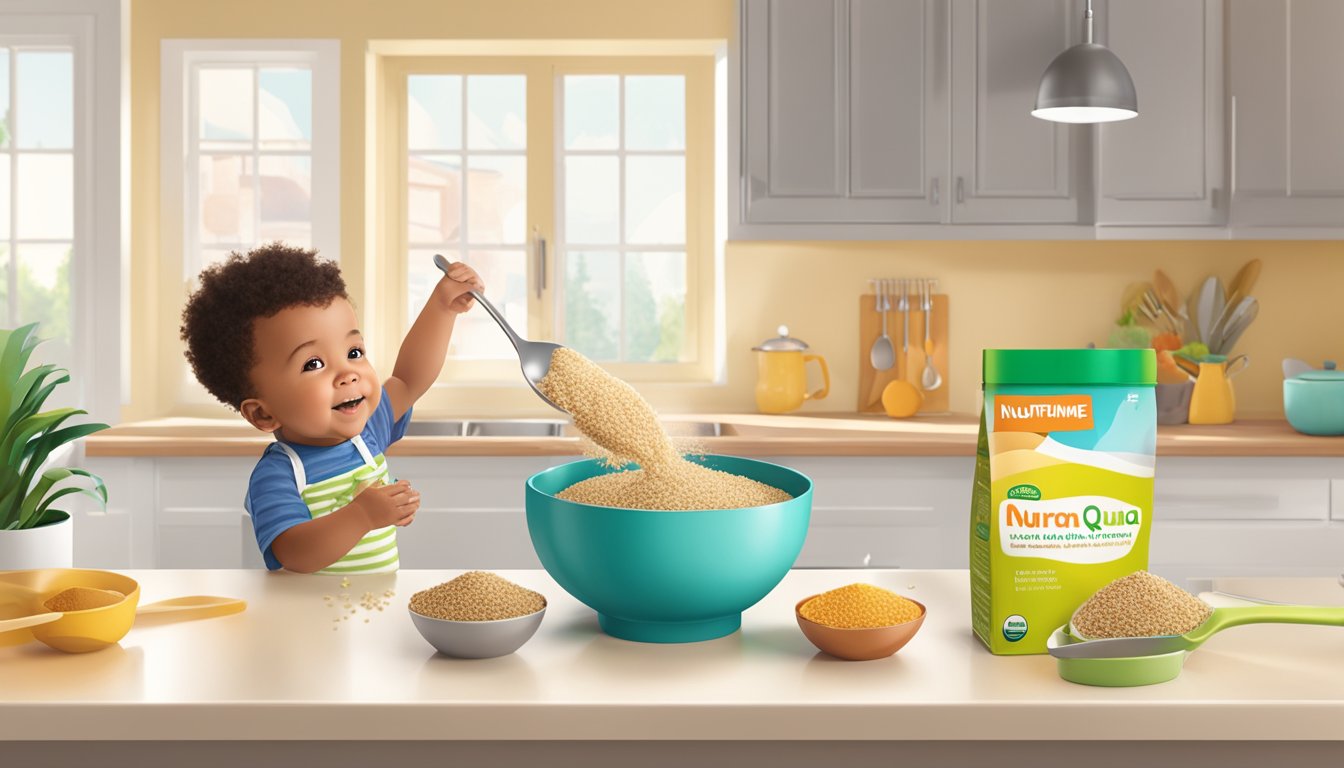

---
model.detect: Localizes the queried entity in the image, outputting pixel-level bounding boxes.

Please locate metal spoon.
[433,254,565,412]
[869,279,894,372]
[898,278,911,378]
[920,279,943,391]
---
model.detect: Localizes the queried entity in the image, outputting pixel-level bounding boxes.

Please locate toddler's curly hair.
[180,242,348,410]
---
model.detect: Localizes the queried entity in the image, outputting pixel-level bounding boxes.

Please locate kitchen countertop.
[82,414,1344,457]
[3,568,1343,758]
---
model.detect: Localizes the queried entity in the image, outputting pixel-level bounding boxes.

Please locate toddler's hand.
[353,479,420,529]
[437,261,485,314]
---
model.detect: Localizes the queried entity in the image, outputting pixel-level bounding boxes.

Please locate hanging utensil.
[869,279,895,372]
[898,278,911,380]
[1210,296,1258,355]
[1225,258,1263,309]
[920,279,943,391]
[1193,276,1225,346]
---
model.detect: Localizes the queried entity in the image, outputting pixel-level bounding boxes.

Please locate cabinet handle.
[930,177,940,206]
[1229,95,1238,197]
[534,229,547,299]
[956,176,965,204]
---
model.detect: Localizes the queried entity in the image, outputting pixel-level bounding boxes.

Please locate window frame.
[381,54,717,411]
[0,0,121,426]
[160,39,340,409]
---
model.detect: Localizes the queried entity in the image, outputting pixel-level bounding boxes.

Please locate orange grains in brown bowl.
[795,583,926,661]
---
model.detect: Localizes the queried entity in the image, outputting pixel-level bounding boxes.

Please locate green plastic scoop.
[1047,604,1344,687]
[1057,604,1344,659]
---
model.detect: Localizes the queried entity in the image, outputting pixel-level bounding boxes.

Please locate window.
[162,40,339,405]
[0,1,122,424]
[388,55,715,398]
[0,45,74,347]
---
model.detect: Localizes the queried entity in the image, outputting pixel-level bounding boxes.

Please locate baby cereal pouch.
[970,349,1156,655]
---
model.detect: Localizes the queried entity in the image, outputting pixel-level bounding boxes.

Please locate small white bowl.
[408,606,546,659]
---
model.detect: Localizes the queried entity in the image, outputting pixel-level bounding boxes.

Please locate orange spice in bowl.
[795,583,926,661]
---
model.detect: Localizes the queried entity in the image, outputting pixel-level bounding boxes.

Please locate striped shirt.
[244,387,412,571]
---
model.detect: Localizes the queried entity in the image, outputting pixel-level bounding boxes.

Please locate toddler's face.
[241,298,381,446]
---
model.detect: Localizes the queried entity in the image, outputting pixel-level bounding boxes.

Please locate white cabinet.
[1149,457,1343,586]
[1228,0,1344,228]
[949,0,1086,224]
[391,456,564,570]
[771,456,973,569]
[1097,0,1225,226]
[738,0,1087,231]
[740,0,946,225]
[73,453,1344,587]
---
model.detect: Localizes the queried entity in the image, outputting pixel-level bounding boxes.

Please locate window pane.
[15,242,71,345]
[564,75,618,150]
[259,155,312,246]
[16,153,73,240]
[199,68,254,148]
[466,75,525,150]
[564,251,619,361]
[466,155,525,244]
[625,156,684,245]
[259,67,312,150]
[408,247,526,360]
[626,76,684,150]
[624,252,687,363]
[16,51,72,149]
[408,75,461,150]
[0,49,9,149]
[199,155,256,245]
[565,156,619,244]
[0,155,8,238]
[199,248,237,272]
[0,244,8,321]
[408,155,461,244]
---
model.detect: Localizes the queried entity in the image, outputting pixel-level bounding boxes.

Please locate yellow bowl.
[0,568,141,653]
[794,594,926,661]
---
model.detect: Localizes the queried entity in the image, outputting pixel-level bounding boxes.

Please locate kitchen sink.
[402,419,565,437]
[402,419,733,438]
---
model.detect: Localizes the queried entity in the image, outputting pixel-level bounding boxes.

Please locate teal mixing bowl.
[526,455,812,643]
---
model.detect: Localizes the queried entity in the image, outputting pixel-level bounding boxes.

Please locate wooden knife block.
[857,293,949,414]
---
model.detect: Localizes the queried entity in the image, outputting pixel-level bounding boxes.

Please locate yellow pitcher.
[1188,355,1249,425]
[753,326,830,414]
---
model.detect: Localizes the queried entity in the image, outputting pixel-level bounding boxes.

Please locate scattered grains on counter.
[800,583,923,629]
[409,571,545,621]
[1071,570,1213,639]
[537,347,793,511]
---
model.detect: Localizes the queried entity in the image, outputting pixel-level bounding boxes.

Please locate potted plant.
[0,323,109,569]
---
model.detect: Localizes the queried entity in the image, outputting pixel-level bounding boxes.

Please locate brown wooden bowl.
[794,594,926,661]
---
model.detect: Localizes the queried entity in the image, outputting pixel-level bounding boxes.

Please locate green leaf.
[31,485,101,528]
[0,323,40,421]
[6,407,82,468]
[17,467,106,530]
[0,464,22,529]
[20,422,109,468]
[33,508,69,528]
[2,369,69,447]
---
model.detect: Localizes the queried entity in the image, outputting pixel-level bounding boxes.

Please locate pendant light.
[1031,0,1137,124]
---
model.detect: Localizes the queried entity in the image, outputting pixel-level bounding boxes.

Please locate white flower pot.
[0,512,73,569]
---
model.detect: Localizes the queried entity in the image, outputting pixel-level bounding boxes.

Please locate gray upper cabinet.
[949,0,1085,224]
[741,0,946,225]
[1228,0,1344,228]
[1098,0,1225,227]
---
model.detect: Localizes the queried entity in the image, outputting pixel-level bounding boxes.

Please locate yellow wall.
[723,240,1343,419]
[129,1,1341,423]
